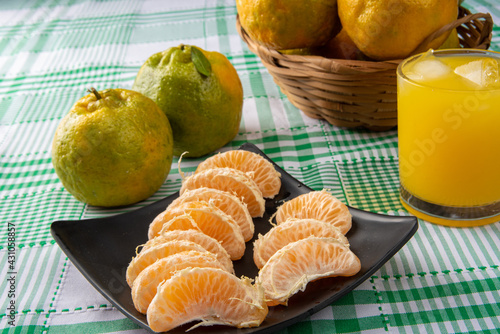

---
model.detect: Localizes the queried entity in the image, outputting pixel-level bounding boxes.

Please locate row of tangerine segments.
[125,149,283,331]
[254,191,362,306]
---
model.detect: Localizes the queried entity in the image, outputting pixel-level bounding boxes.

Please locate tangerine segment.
[147,267,268,332]
[257,237,361,306]
[142,229,234,274]
[149,201,245,260]
[126,240,207,287]
[275,190,352,234]
[180,167,265,218]
[149,210,191,239]
[195,150,282,198]
[159,213,201,232]
[253,218,350,269]
[131,250,227,314]
[169,187,254,241]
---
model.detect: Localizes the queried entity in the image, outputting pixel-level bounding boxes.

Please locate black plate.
[51,142,418,333]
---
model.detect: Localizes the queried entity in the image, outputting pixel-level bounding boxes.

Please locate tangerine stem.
[88,87,102,100]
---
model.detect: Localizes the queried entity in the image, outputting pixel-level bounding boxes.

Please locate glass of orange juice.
[397,48,500,227]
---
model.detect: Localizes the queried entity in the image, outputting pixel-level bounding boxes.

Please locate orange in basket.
[235,0,340,50]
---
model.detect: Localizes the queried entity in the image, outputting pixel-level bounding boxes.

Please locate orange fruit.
[148,201,246,260]
[51,88,174,207]
[126,239,208,287]
[195,150,282,198]
[169,187,254,241]
[180,167,265,217]
[236,0,341,50]
[131,250,227,314]
[278,48,313,55]
[438,28,461,50]
[275,190,352,234]
[141,229,234,274]
[338,0,458,60]
[253,218,349,269]
[257,237,361,306]
[147,267,268,332]
[132,45,243,158]
[314,29,364,60]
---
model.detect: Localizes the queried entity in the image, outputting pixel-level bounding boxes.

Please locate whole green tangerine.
[51,88,174,207]
[132,44,243,158]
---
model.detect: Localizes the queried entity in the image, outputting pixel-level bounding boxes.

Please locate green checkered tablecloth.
[1,0,499,333]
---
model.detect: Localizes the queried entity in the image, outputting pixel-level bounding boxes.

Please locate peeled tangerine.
[141,228,234,274]
[131,250,227,314]
[257,237,361,306]
[169,187,254,241]
[253,218,349,269]
[148,201,246,260]
[195,150,282,198]
[180,167,265,218]
[147,267,268,332]
[126,239,208,287]
[275,190,352,235]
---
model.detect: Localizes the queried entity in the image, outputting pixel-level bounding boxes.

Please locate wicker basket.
[237,7,494,131]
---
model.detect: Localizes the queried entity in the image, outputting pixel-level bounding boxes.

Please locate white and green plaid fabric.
[1,0,499,333]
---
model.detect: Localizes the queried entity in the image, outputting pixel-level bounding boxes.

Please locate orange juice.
[397,49,500,226]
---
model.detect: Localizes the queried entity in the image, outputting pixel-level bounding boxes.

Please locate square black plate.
[51,142,418,333]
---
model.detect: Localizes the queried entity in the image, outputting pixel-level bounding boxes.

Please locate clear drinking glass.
[397,49,500,227]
